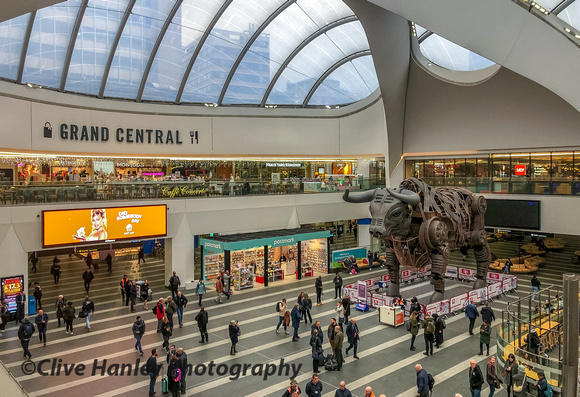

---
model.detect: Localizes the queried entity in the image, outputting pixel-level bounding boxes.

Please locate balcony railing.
[420,177,580,195]
[0,177,386,206]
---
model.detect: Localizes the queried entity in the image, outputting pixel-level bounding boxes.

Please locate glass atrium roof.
[0,0,380,107]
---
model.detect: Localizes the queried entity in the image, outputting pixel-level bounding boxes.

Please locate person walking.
[335,381,353,397]
[291,303,301,341]
[128,281,137,313]
[534,372,549,397]
[165,296,177,330]
[161,316,172,351]
[223,270,231,300]
[175,291,188,328]
[276,298,289,334]
[142,280,151,311]
[335,300,345,331]
[214,276,224,304]
[33,282,43,310]
[415,364,429,397]
[345,318,360,359]
[132,315,145,356]
[468,359,485,397]
[328,318,337,356]
[55,295,66,328]
[422,315,435,356]
[146,348,161,397]
[333,273,343,299]
[63,301,76,335]
[34,309,48,347]
[15,291,25,324]
[315,276,323,306]
[531,276,541,301]
[306,373,323,396]
[81,295,95,332]
[138,247,146,264]
[310,328,323,373]
[486,356,499,397]
[433,313,445,348]
[30,252,39,273]
[196,279,206,306]
[334,325,344,370]
[82,269,94,294]
[528,328,541,360]
[409,310,419,351]
[195,305,209,343]
[169,271,180,300]
[480,303,495,325]
[167,355,180,397]
[342,294,351,324]
[120,274,129,304]
[479,320,491,356]
[466,300,479,335]
[18,317,35,360]
[302,293,313,324]
[367,250,374,270]
[176,347,188,394]
[105,253,113,273]
[154,298,165,333]
[503,353,519,397]
[51,257,61,284]
[229,320,240,355]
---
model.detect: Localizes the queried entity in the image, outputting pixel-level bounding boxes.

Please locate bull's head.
[343,187,420,239]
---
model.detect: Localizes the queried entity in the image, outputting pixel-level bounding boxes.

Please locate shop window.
[455,159,466,178]
[405,160,415,178]
[424,160,435,178]
[491,154,510,178]
[476,158,489,178]
[509,153,530,178]
[530,154,551,180]
[551,152,574,180]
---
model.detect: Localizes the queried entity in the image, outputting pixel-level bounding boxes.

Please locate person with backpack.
[161,316,172,351]
[195,279,206,306]
[132,315,145,355]
[433,313,445,348]
[422,315,435,356]
[415,364,430,397]
[165,297,178,330]
[34,309,48,347]
[409,311,419,351]
[195,305,209,343]
[81,295,95,332]
[531,276,541,301]
[534,371,550,397]
[333,273,343,299]
[33,282,42,310]
[315,276,323,306]
[468,359,485,397]
[175,291,188,328]
[480,303,496,325]
[63,301,76,335]
[479,320,491,356]
[167,355,181,397]
[169,271,181,300]
[465,300,479,335]
[55,295,67,327]
[275,299,289,334]
[154,298,165,333]
[18,317,35,359]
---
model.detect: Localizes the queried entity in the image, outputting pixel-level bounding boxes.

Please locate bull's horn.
[386,188,420,206]
[342,189,376,203]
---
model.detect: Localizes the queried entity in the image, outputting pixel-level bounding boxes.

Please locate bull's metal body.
[343,178,490,303]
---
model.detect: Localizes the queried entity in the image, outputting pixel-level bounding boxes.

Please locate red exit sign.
[515,165,526,175]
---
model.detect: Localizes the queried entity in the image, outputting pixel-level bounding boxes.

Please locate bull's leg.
[429,252,446,303]
[473,243,490,290]
[385,247,400,297]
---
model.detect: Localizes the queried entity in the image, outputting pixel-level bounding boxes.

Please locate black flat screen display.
[485,199,541,230]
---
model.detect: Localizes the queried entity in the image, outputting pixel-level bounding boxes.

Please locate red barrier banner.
[418,264,432,278]
[486,272,503,283]
[487,282,502,299]
[458,267,477,282]
[445,266,458,279]
[381,274,390,282]
[401,269,417,283]
[426,302,438,317]
[343,287,357,302]
[450,292,469,313]
[371,293,386,308]
[468,288,487,304]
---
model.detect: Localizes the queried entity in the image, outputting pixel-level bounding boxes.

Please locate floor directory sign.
[1,275,24,313]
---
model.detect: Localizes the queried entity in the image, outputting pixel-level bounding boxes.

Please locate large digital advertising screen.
[1,275,24,313]
[43,204,167,248]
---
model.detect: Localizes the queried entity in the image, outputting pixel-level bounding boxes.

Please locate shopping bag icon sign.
[44,122,52,138]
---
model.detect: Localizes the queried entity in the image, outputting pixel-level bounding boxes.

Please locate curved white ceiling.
[367,0,580,112]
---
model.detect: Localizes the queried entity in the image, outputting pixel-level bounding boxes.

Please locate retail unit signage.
[200,230,330,252]
[514,165,526,175]
[42,204,167,248]
[1,275,24,313]
[160,186,206,198]
[266,163,303,167]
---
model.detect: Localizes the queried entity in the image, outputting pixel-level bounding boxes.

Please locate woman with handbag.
[229,320,240,355]
[161,316,172,351]
[487,356,500,397]
[503,353,519,397]
[310,328,323,373]
[409,311,419,351]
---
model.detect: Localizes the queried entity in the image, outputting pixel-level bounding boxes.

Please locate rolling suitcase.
[161,367,168,394]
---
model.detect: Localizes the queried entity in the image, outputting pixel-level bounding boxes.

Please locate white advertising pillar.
[165,216,195,287]
[358,219,371,250]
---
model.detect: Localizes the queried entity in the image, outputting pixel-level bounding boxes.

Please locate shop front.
[199,228,331,290]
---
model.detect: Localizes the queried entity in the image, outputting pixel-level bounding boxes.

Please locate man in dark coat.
[33,283,43,310]
[15,291,25,324]
[433,313,445,348]
[480,302,495,325]
[105,253,113,273]
[315,276,323,306]
[305,373,323,397]
[82,269,94,293]
[169,271,181,300]
[465,300,479,335]
[146,348,160,397]
[333,273,343,299]
[128,281,137,313]
[132,315,145,355]
[176,347,188,394]
[18,317,35,359]
[138,247,146,264]
[291,304,301,341]
[334,325,344,370]
[345,318,360,358]
[34,309,49,347]
[310,321,323,344]
[120,275,129,304]
[175,291,188,328]
[416,364,429,397]
[468,359,485,397]
[195,305,209,343]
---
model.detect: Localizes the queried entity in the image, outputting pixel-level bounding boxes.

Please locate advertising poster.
[342,287,357,302]
[43,204,167,248]
[357,280,367,305]
[437,299,450,315]
[458,267,477,281]
[400,269,417,283]
[445,265,458,279]
[331,247,367,269]
[371,293,386,308]
[450,292,469,313]
[469,288,487,304]
[1,275,24,313]
[381,274,391,283]
[487,282,502,299]
[486,272,503,284]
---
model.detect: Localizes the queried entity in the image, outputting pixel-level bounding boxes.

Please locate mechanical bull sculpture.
[343,177,490,303]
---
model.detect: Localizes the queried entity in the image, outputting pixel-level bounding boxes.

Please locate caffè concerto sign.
[44,122,199,146]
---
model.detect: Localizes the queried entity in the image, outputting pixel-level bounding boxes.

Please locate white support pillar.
[165,216,195,288]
